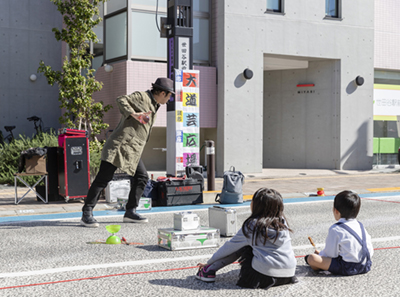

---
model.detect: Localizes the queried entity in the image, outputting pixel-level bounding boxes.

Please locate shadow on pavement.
[149,270,242,291]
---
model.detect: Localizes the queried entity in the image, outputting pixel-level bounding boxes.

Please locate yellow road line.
[243,173,396,182]
[367,187,400,192]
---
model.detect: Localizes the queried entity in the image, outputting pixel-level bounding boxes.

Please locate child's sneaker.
[195,265,216,283]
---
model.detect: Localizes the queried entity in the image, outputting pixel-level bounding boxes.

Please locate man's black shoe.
[123,208,148,223]
[80,208,99,228]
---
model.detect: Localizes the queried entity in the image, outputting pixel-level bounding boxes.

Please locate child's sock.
[304,255,309,265]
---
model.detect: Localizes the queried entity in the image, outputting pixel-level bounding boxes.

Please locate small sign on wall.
[374,84,400,116]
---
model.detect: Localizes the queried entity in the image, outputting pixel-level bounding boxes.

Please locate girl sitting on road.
[195,188,298,289]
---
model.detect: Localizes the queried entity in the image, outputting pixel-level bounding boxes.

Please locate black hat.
[152,77,175,94]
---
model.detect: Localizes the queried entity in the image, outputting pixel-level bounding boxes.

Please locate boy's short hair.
[334,190,361,219]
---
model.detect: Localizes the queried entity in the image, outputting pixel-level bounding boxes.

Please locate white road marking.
[0,254,214,279]
[1,235,400,279]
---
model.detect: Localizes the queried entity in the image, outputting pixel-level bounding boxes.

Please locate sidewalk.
[1,167,400,217]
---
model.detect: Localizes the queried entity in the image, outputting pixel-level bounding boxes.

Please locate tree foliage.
[38,0,112,140]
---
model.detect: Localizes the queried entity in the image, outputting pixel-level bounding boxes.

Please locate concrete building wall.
[216,0,374,173]
[375,0,400,70]
[0,0,62,137]
[264,60,340,168]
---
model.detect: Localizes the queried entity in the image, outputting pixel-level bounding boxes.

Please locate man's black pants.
[83,160,148,211]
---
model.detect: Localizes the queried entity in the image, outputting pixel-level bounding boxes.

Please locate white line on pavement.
[0,254,214,279]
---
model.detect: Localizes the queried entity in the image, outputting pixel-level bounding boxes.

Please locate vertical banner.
[174,69,200,173]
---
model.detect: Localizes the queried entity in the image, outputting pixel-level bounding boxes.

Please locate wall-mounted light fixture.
[104,64,114,73]
[30,74,37,82]
[243,68,253,80]
[355,76,364,86]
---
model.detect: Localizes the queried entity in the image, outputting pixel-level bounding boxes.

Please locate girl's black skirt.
[236,246,298,289]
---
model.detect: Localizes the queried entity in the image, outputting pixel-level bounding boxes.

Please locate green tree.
[38,0,112,140]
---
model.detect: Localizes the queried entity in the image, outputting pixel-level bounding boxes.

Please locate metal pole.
[205,140,215,191]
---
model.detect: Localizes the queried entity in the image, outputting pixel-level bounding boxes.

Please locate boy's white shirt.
[319,218,374,263]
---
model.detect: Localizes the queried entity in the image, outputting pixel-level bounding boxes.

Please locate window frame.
[130,8,168,62]
[103,8,129,64]
[265,0,285,15]
[324,0,342,20]
[193,7,211,65]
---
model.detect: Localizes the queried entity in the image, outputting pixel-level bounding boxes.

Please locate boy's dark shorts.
[329,256,371,276]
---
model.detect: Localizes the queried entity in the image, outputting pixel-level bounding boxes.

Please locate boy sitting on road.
[305,190,373,276]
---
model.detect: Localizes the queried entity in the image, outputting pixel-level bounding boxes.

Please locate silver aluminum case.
[158,227,220,251]
[173,211,200,231]
[208,206,238,237]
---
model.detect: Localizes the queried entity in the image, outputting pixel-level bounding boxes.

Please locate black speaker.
[36,147,63,201]
[49,146,66,201]
[58,137,90,201]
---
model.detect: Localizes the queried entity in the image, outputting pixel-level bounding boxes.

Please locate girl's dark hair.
[334,190,361,219]
[242,188,292,245]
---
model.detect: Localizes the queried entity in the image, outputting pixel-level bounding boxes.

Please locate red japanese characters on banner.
[183,72,199,88]
[176,90,183,102]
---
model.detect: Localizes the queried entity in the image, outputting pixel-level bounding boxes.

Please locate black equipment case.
[57,136,90,202]
[156,178,203,206]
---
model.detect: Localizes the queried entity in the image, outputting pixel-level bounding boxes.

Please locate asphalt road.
[0,194,399,297]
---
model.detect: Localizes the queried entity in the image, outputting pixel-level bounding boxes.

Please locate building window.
[102,0,210,65]
[266,0,283,13]
[104,10,128,62]
[129,0,210,65]
[193,0,210,64]
[325,0,340,18]
[131,10,167,61]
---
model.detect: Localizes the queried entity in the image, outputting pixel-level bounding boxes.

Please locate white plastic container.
[137,197,152,210]
[208,206,238,236]
[173,211,200,231]
[105,179,130,203]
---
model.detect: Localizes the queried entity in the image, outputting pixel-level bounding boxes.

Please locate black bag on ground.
[143,179,159,201]
[185,165,204,190]
[157,177,203,206]
[215,166,245,204]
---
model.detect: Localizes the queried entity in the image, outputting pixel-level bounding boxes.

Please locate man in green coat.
[81,78,174,227]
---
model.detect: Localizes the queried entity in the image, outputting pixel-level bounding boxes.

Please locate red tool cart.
[57,129,90,202]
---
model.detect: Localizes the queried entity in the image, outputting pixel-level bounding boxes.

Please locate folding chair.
[14,173,48,204]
